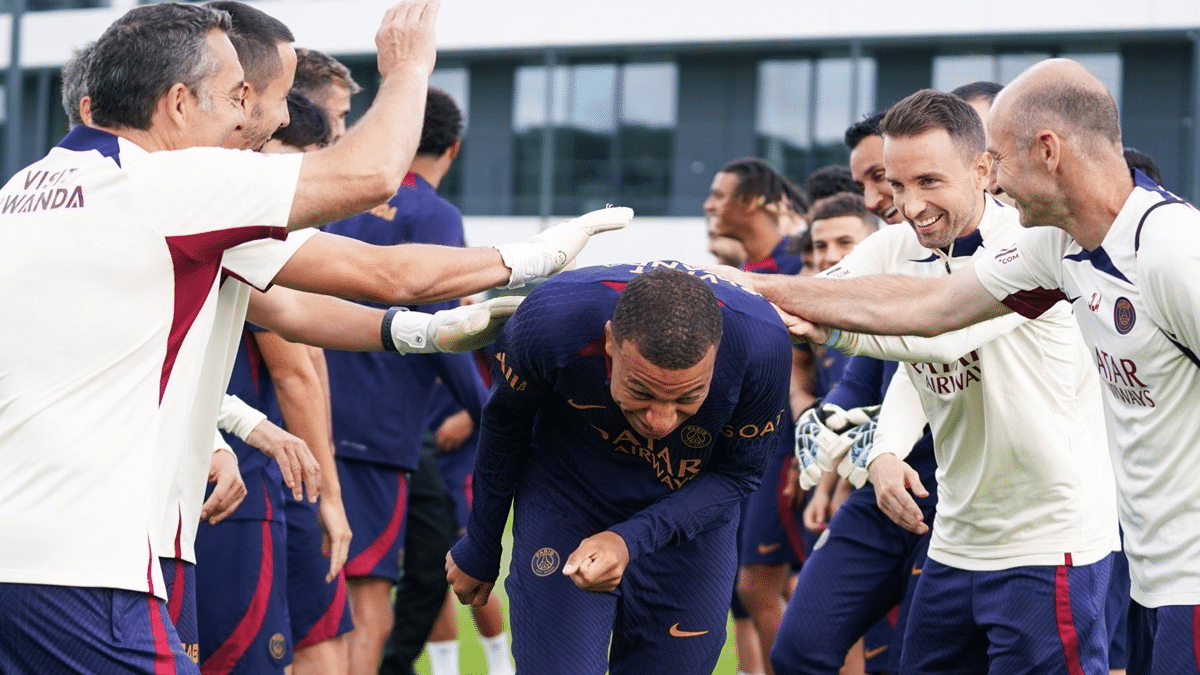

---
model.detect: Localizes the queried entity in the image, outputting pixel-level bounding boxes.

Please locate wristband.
[820,327,842,349]
[494,243,551,289]
[382,307,434,353]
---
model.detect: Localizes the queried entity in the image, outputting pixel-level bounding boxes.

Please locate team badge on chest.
[531,547,561,577]
[1114,297,1136,335]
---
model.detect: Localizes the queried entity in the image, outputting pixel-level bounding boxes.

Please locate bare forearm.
[274,234,509,306]
[248,288,387,351]
[260,335,341,498]
[751,270,1002,337]
[288,0,439,229]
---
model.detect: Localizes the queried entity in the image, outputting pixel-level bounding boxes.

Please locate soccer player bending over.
[447,265,793,674]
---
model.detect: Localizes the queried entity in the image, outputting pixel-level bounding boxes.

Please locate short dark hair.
[844,112,885,151]
[271,91,332,149]
[950,81,1003,105]
[1124,147,1163,186]
[61,41,95,127]
[293,47,362,97]
[418,87,464,157]
[611,268,723,370]
[88,3,232,130]
[805,165,860,203]
[718,157,810,217]
[808,191,878,232]
[205,1,294,92]
[881,89,985,164]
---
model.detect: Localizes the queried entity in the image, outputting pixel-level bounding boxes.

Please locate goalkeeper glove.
[495,206,633,288]
[794,402,879,490]
[837,418,877,488]
[383,296,522,353]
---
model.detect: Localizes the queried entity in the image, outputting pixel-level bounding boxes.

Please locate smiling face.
[187,30,248,149]
[850,134,904,225]
[986,109,1061,229]
[811,215,874,271]
[605,324,717,441]
[883,128,990,250]
[226,41,296,151]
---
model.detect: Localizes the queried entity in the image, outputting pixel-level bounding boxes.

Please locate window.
[757,55,875,188]
[511,60,677,216]
[429,67,469,206]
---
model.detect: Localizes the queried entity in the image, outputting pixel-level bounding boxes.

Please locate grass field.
[412,517,741,675]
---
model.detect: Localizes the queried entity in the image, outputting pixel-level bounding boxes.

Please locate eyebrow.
[630,379,707,398]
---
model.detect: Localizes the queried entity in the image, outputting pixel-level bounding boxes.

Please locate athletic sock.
[479,632,515,675]
[427,639,459,675]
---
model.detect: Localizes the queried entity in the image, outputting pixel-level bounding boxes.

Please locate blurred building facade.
[3,0,1198,263]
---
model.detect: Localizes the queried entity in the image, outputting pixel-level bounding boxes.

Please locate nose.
[899,192,925,221]
[642,402,679,438]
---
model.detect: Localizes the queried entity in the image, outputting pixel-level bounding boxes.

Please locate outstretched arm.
[743,262,1009,338]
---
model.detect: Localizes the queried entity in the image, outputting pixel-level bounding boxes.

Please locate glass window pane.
[998,52,1051,84]
[933,54,996,92]
[429,67,469,205]
[757,59,813,184]
[621,62,677,128]
[511,65,548,215]
[513,65,548,133]
[619,62,677,215]
[429,67,469,127]
[553,64,617,214]
[855,57,877,120]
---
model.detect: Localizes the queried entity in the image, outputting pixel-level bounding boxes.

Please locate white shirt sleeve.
[974,228,1070,319]
[834,311,1029,363]
[221,228,318,291]
[866,365,928,464]
[1137,203,1200,357]
[218,394,267,441]
[129,148,303,239]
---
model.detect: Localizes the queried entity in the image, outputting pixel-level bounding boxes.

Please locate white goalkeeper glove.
[794,402,880,490]
[495,206,633,288]
[837,418,877,488]
[383,296,523,354]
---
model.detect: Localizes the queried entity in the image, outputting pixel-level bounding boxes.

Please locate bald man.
[726,57,1200,674]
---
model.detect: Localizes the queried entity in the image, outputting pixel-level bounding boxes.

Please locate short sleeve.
[1138,203,1200,355]
[973,227,1069,319]
[222,228,318,291]
[129,148,302,239]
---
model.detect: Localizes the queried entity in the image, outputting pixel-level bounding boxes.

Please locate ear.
[446,139,462,161]
[1033,129,1062,174]
[972,151,992,190]
[604,321,615,357]
[161,82,192,130]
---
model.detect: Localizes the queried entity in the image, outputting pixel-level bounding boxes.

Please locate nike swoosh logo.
[863,645,888,660]
[757,543,782,555]
[1065,295,1080,303]
[669,623,709,638]
[911,566,922,575]
[567,399,606,410]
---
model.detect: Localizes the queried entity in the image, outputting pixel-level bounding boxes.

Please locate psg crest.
[531,547,561,577]
[1113,297,1136,335]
